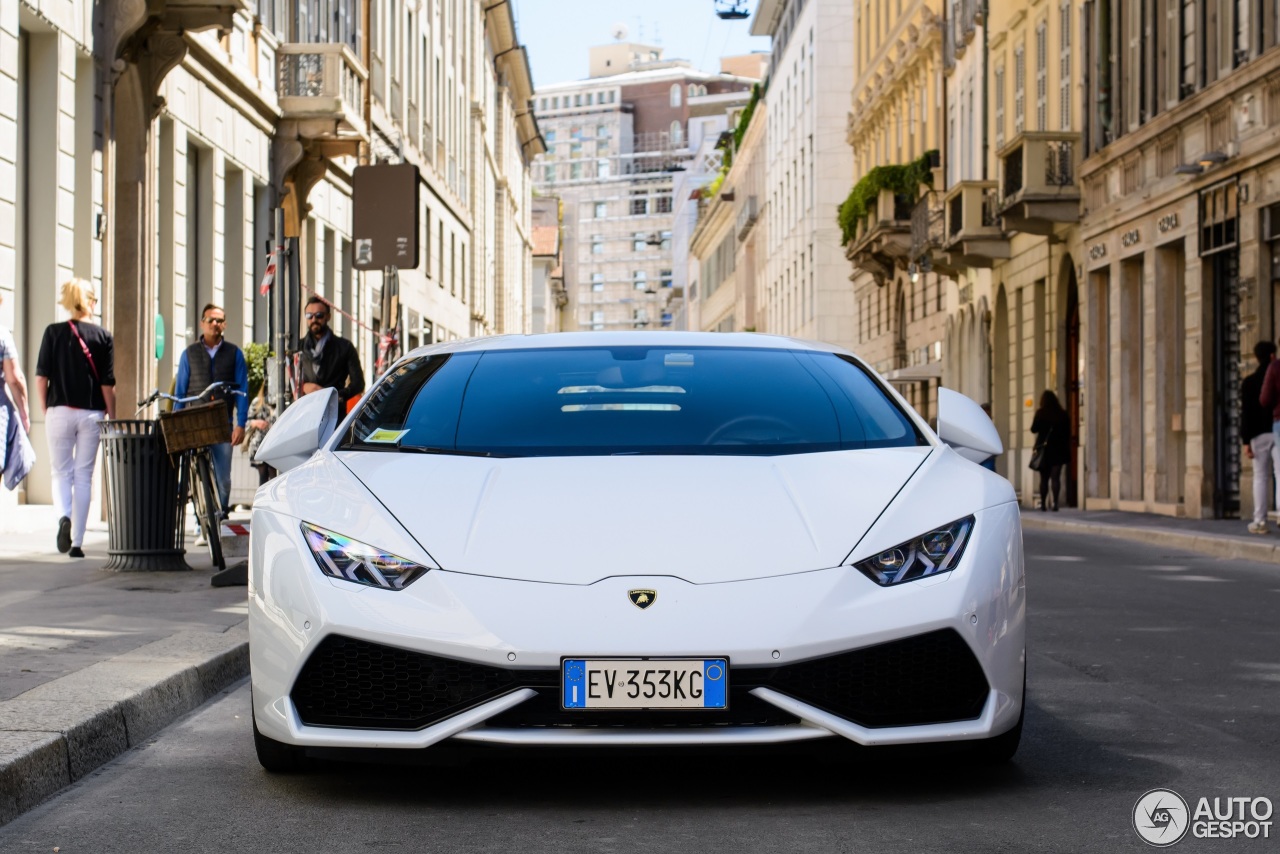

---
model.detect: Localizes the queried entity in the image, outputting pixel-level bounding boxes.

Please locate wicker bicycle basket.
[158,401,231,454]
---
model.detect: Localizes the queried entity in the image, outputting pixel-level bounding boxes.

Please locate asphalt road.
[2,529,1278,853]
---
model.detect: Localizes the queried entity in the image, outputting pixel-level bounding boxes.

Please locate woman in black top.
[35,279,116,557]
[1030,390,1071,511]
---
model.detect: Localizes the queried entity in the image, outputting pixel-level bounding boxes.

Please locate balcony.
[909,191,961,277]
[278,43,369,143]
[943,181,1010,269]
[845,188,914,285]
[997,132,1081,234]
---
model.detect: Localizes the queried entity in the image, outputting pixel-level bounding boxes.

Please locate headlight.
[853,516,975,586]
[301,522,431,590]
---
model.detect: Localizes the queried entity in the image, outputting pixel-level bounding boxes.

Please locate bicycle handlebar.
[136,381,247,413]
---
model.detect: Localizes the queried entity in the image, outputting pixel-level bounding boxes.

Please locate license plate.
[562,658,728,710]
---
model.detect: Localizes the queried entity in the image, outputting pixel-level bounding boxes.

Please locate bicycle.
[136,381,246,571]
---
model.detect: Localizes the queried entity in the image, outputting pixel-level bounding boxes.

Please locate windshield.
[340,346,925,457]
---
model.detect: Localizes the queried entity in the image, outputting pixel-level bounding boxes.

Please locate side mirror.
[936,387,1002,464]
[255,387,340,473]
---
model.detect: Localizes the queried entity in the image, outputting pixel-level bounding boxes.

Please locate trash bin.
[98,420,190,571]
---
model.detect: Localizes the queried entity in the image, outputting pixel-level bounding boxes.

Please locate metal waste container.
[98,420,189,571]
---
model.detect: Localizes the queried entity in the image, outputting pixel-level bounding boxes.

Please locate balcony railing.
[942,181,1009,267]
[910,192,944,260]
[278,43,368,141]
[997,132,1082,232]
[846,188,915,284]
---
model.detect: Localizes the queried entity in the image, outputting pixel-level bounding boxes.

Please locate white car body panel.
[248,332,1026,756]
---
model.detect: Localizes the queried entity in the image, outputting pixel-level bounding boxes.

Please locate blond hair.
[58,278,96,316]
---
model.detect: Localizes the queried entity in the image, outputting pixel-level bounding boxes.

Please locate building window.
[592,310,604,323]
[570,141,583,157]
[654,195,672,214]
[660,269,673,288]
[1236,0,1250,65]
[597,158,611,178]
[633,232,647,251]
[660,230,672,250]
[1014,44,1026,134]
[591,235,604,254]
[1181,0,1196,97]
[543,164,555,183]
[545,130,556,143]
[995,64,1006,149]
[1059,2,1072,130]
[630,194,648,216]
[670,83,682,107]
[670,121,684,146]
[1035,22,1047,130]
[597,124,609,138]
[634,271,648,290]
[570,162,582,180]
[594,202,607,218]
[592,273,604,291]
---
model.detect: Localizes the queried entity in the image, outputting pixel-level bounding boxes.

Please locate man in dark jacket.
[175,303,249,514]
[1245,340,1278,533]
[298,295,365,404]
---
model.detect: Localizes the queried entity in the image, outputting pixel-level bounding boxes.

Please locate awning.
[882,362,944,384]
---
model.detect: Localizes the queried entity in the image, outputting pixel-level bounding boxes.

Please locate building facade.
[1,0,538,512]
[752,0,855,349]
[843,0,946,420]
[1078,2,1280,520]
[532,43,754,333]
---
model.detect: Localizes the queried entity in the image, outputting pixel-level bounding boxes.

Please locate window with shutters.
[1036,22,1048,130]
[995,64,1006,149]
[1236,0,1250,66]
[1060,2,1072,130]
[1014,45,1026,134]
[1180,0,1196,96]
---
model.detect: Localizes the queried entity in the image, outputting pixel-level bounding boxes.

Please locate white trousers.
[1252,431,1280,525]
[45,406,104,548]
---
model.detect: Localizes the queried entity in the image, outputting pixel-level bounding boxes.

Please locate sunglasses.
[204,317,226,324]
[305,311,328,320]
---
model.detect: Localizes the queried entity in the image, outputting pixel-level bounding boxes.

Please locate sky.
[511,0,772,88]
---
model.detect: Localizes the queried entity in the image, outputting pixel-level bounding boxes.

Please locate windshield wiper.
[396,445,510,458]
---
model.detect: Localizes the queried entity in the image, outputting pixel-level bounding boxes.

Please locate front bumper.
[249,502,1025,749]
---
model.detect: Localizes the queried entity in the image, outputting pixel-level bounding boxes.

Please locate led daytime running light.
[301,522,429,590]
[854,516,975,586]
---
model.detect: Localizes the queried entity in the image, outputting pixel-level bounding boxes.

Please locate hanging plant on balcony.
[838,150,939,246]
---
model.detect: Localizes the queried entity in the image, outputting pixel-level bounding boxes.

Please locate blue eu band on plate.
[563,659,729,710]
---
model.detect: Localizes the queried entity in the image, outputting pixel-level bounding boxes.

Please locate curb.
[1021,515,1280,565]
[0,622,249,826]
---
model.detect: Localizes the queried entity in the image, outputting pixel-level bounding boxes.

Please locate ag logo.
[628,589,656,609]
[1133,788,1190,847]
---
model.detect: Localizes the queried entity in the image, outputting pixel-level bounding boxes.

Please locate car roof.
[401,331,857,360]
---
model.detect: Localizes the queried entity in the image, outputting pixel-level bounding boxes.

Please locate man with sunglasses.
[175,303,249,516]
[298,295,364,404]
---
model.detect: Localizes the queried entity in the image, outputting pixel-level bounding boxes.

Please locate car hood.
[337,448,931,585]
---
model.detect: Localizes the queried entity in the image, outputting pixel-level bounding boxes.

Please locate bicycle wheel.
[192,452,225,570]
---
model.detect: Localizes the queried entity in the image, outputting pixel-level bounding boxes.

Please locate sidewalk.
[0,505,250,825]
[1021,506,1280,564]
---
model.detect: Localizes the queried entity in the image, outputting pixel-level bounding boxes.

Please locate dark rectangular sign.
[352,163,420,270]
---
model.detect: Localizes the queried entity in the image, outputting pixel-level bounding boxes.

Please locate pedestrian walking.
[1,293,36,490]
[35,279,116,558]
[1029,390,1070,512]
[298,295,365,404]
[174,304,248,515]
[1242,341,1279,534]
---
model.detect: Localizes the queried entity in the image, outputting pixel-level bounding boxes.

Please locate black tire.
[193,453,225,570]
[252,709,308,773]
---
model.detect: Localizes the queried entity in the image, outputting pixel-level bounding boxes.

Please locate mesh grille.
[291,630,989,731]
[762,629,989,727]
[291,635,523,729]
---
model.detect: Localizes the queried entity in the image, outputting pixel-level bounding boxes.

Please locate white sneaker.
[1247,521,1268,535]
